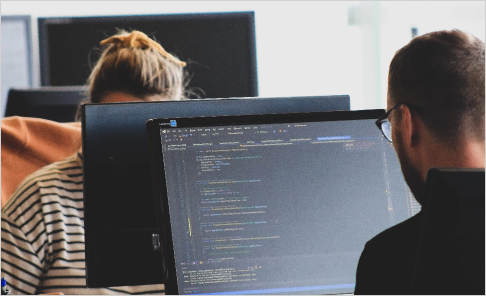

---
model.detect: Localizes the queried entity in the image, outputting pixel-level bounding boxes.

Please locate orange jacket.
[1,116,82,207]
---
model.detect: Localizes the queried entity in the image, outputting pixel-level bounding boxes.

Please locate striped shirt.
[1,152,165,295]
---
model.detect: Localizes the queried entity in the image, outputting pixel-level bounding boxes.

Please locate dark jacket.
[354,212,423,294]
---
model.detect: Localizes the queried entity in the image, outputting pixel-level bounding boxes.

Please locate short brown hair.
[388,29,485,144]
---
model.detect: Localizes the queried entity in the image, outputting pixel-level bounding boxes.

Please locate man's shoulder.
[354,212,424,294]
[367,212,423,250]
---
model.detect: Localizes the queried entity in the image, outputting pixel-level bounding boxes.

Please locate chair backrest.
[1,116,81,207]
[411,167,485,294]
[5,86,88,122]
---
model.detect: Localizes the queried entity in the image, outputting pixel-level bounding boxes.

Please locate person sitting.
[354,29,484,294]
[1,30,191,295]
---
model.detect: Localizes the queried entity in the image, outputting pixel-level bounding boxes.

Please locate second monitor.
[39,12,258,99]
[82,95,350,288]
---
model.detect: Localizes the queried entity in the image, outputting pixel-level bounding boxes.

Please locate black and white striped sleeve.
[1,211,44,295]
[2,153,166,295]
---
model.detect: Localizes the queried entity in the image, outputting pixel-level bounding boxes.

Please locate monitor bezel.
[146,109,385,295]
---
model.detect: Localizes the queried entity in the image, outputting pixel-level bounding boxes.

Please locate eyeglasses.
[375,103,422,142]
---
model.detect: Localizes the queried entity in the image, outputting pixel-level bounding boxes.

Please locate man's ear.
[399,105,420,147]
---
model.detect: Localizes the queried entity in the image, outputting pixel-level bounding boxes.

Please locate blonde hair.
[88,30,189,103]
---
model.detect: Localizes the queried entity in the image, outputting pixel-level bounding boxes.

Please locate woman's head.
[88,30,189,103]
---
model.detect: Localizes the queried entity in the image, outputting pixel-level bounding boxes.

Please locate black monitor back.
[5,86,88,122]
[82,96,350,288]
[411,167,485,294]
[38,12,258,99]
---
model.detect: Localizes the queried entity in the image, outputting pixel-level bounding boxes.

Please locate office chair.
[5,86,88,122]
[411,168,485,295]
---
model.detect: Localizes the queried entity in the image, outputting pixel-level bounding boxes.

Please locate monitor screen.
[38,12,258,99]
[82,96,350,288]
[146,110,420,295]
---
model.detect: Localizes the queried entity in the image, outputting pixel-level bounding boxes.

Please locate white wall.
[2,1,484,110]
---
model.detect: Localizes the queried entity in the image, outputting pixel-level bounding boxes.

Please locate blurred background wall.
[1,1,484,113]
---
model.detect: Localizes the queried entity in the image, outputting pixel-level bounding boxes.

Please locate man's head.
[385,29,485,204]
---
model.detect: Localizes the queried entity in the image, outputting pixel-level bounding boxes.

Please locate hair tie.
[100,30,186,67]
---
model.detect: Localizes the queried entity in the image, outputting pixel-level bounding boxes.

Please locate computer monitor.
[5,86,88,122]
[1,15,33,117]
[145,110,418,295]
[38,12,258,99]
[82,96,350,288]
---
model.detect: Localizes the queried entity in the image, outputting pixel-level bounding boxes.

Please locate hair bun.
[100,30,186,67]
